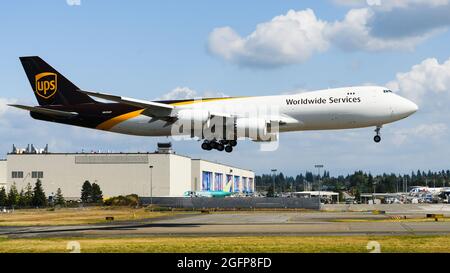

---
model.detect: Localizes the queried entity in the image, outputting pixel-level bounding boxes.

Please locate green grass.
[1,235,450,253]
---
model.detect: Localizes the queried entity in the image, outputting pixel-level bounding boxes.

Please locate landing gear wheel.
[229,140,237,147]
[217,143,225,151]
[225,145,233,153]
[374,135,381,143]
[201,141,213,151]
[374,126,382,143]
[201,142,209,150]
[210,141,218,149]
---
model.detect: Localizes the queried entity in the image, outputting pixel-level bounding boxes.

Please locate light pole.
[271,169,277,197]
[149,165,154,206]
[315,165,324,202]
[372,178,378,203]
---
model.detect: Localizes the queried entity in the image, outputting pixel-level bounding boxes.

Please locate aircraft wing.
[8,104,78,118]
[78,90,175,117]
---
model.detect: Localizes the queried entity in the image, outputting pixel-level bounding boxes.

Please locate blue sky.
[1,0,450,176]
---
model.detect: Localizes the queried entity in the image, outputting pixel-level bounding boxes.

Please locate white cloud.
[208,3,450,67]
[386,57,450,104]
[374,0,448,10]
[326,8,434,51]
[158,87,228,100]
[0,98,16,118]
[208,9,329,67]
[392,123,448,145]
[159,87,198,100]
[333,0,449,9]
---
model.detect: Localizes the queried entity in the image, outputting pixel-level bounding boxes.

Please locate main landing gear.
[374,126,382,143]
[201,140,237,153]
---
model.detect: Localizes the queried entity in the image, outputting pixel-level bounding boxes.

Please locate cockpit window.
[383,89,393,93]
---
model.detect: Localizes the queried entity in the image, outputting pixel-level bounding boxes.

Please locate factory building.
[0,144,254,199]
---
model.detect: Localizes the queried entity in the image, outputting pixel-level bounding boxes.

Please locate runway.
[2,210,450,238]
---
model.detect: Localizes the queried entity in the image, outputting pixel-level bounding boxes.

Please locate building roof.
[7,151,190,157]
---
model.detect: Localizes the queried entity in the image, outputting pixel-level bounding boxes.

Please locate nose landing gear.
[374,126,382,143]
[201,139,236,153]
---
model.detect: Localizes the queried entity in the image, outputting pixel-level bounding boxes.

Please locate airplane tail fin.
[19,56,96,106]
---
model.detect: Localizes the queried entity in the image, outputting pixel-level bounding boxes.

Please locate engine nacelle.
[235,118,278,142]
[173,112,278,142]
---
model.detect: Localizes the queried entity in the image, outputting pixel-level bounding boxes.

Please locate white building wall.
[169,154,191,196]
[191,160,200,192]
[0,160,6,190]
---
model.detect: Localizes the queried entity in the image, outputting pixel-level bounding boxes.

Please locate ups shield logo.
[35,72,57,99]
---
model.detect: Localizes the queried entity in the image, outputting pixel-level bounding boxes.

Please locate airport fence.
[140,197,321,209]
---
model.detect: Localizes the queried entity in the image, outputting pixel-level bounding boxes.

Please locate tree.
[23,183,33,207]
[81,180,92,203]
[18,189,26,207]
[54,188,66,206]
[266,185,275,197]
[91,183,103,203]
[7,183,19,207]
[0,187,6,207]
[18,183,34,208]
[32,179,47,207]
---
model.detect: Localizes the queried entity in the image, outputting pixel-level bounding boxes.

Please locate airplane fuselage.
[95,86,417,137]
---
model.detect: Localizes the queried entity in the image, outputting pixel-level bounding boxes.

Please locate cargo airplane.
[11,57,418,153]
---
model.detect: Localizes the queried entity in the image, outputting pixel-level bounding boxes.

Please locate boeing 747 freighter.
[11,57,418,153]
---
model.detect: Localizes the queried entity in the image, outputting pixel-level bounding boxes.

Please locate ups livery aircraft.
[11,57,418,153]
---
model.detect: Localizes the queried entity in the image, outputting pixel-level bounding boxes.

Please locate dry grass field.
[0,207,187,226]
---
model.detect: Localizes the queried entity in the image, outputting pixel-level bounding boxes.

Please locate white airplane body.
[110,86,417,137]
[12,57,418,152]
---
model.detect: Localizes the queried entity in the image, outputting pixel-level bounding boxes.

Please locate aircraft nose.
[404,99,418,115]
[393,97,418,118]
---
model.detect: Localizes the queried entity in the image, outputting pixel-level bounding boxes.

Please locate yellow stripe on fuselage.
[95,97,248,131]
[96,109,145,130]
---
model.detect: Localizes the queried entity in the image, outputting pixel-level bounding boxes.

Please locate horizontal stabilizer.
[8,104,78,118]
[78,90,174,117]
